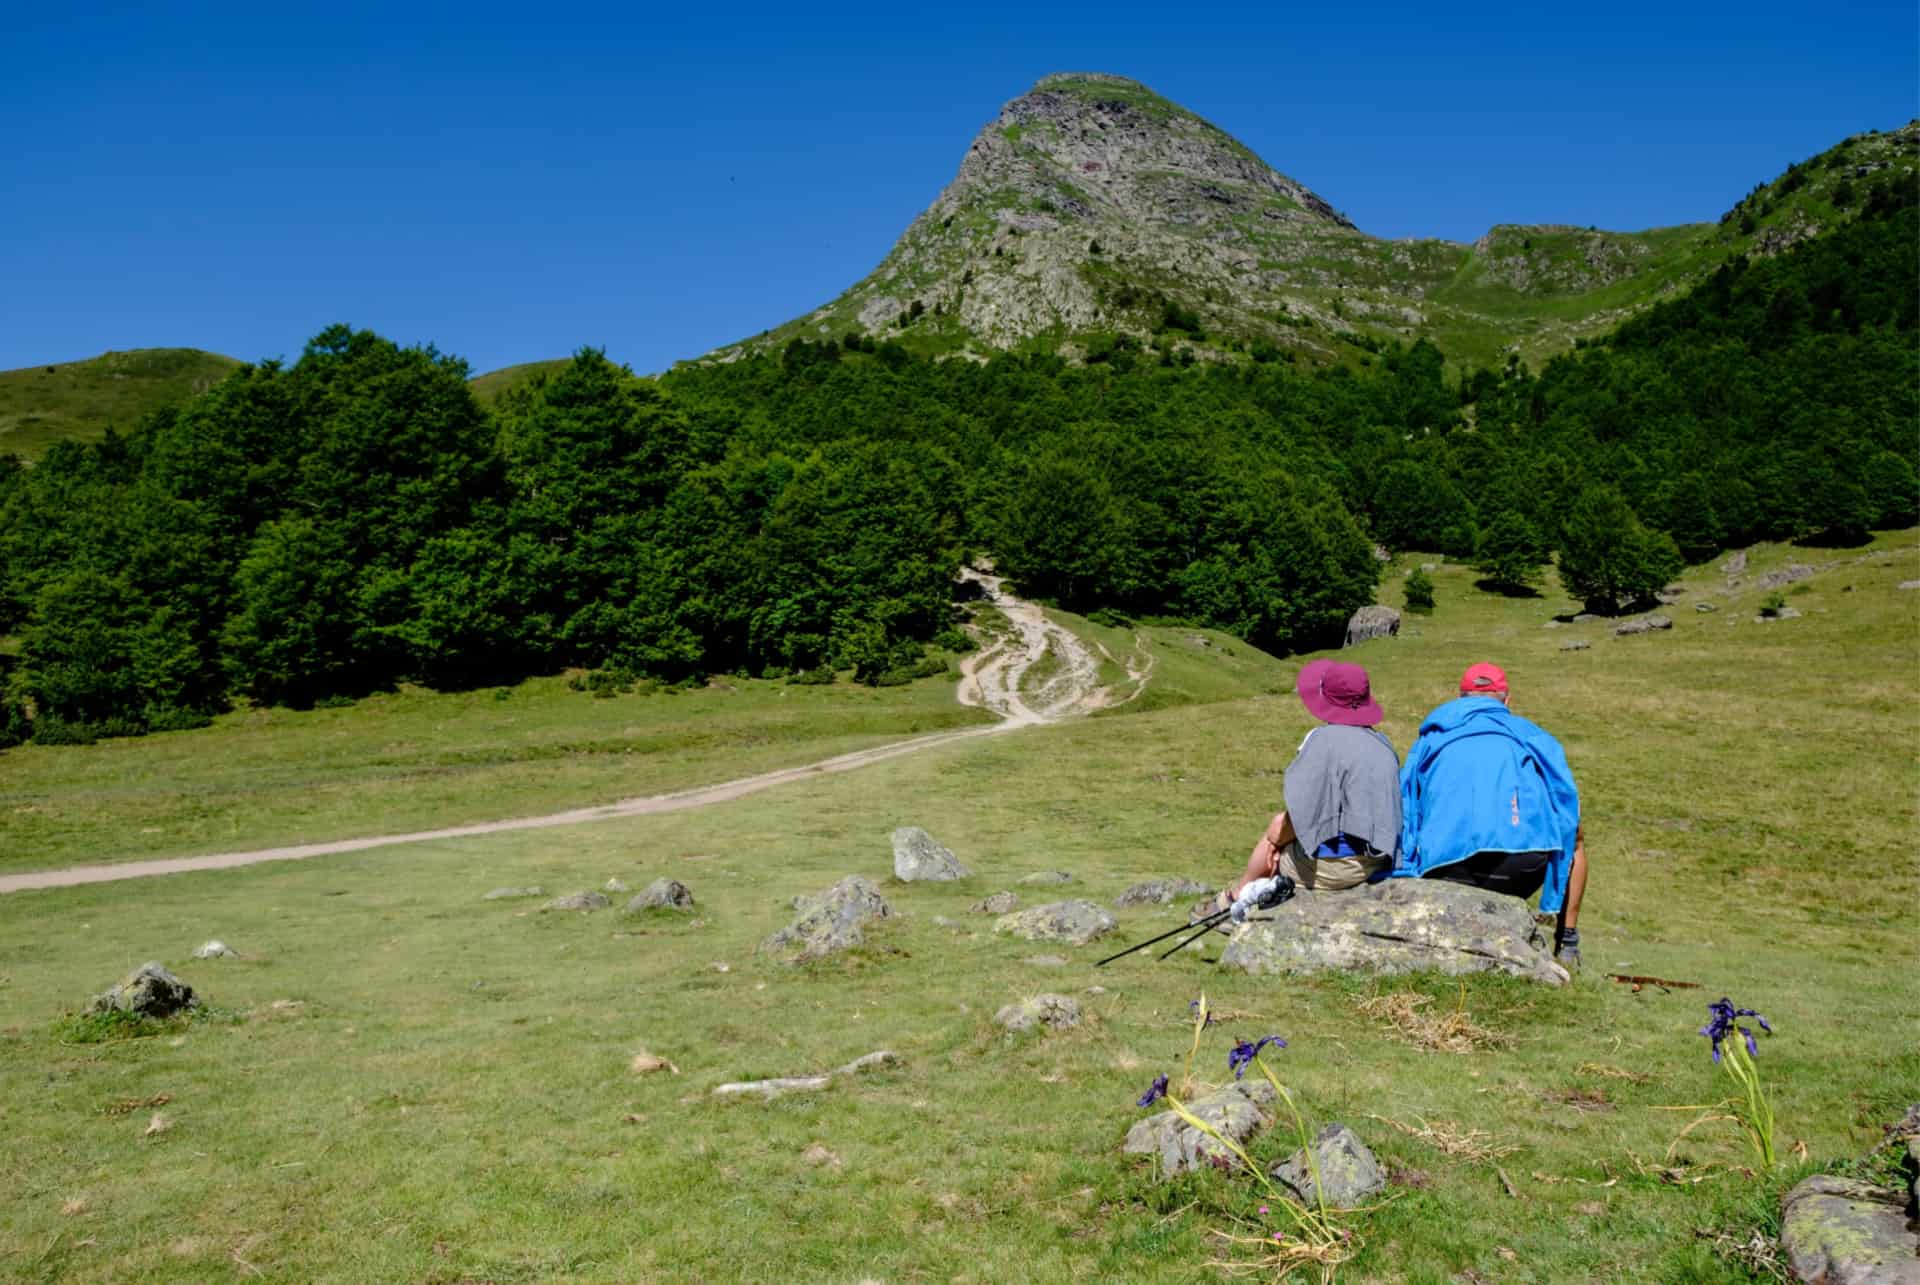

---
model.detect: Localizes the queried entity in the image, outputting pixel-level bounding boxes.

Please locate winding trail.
[0,572,1151,894]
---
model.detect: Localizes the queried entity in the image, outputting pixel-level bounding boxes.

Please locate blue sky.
[4,1,1914,376]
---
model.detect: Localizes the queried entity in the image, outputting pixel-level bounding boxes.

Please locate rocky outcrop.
[1614,614,1673,636]
[627,878,695,912]
[761,876,893,961]
[993,993,1082,1033]
[1779,1175,1920,1284]
[892,826,972,881]
[1219,879,1568,984]
[1757,563,1817,590]
[1344,605,1401,648]
[91,963,198,1018]
[994,899,1118,946]
[1125,1079,1275,1178]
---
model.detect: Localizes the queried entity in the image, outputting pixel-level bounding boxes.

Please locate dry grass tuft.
[1205,1225,1357,1280]
[1365,1113,1522,1163]
[1356,991,1510,1054]
[1577,1062,1652,1084]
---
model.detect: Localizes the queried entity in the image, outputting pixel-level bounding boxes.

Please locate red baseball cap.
[1460,662,1509,695]
[1296,659,1384,726]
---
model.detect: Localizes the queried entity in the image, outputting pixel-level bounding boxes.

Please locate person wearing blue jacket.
[1395,662,1588,968]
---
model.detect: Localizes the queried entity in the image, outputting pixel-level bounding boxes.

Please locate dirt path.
[0,573,1151,894]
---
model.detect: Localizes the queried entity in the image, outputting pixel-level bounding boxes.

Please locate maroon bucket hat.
[1295,659,1383,727]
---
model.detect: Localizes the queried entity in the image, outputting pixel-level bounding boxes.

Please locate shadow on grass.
[1473,578,1543,598]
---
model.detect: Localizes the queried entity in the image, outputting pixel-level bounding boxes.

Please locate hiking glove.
[1554,926,1581,970]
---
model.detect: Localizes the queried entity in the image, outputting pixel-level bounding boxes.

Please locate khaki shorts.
[1275,840,1390,892]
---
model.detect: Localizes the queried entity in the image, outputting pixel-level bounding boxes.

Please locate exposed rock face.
[1779,1174,1920,1284]
[994,899,1118,945]
[892,826,972,881]
[1757,563,1817,590]
[627,879,695,912]
[1125,1079,1275,1177]
[994,993,1082,1032]
[1270,1123,1387,1209]
[761,876,893,961]
[1219,879,1568,985]
[1115,877,1214,907]
[91,963,197,1018]
[1344,605,1401,648]
[711,1050,900,1100]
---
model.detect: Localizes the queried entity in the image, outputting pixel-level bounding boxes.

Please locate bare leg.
[1558,825,1588,933]
[1228,811,1296,901]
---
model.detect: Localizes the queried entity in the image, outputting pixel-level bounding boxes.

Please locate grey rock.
[994,899,1119,946]
[1025,954,1070,967]
[604,877,630,894]
[1542,620,1564,629]
[1779,1174,1920,1284]
[1614,614,1673,636]
[90,962,198,1018]
[994,993,1082,1032]
[1758,606,1804,623]
[1344,605,1401,648]
[191,940,237,960]
[1420,563,1438,572]
[1114,877,1214,907]
[1723,550,1749,575]
[626,878,695,913]
[1270,1123,1387,1209]
[1757,563,1816,590]
[972,891,1021,914]
[482,886,544,900]
[1696,601,1718,613]
[1899,580,1920,591]
[1125,1079,1276,1177]
[1219,878,1568,985]
[760,876,893,961]
[711,1050,900,1100]
[891,826,972,882]
[1019,870,1074,885]
[543,891,611,912]
[1571,613,1599,623]
[1560,640,1591,652]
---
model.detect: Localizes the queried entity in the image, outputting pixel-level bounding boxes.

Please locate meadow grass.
[0,349,240,458]
[0,533,1915,1282]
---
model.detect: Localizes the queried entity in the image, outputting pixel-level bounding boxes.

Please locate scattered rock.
[972,891,1021,914]
[1695,601,1718,613]
[1899,579,1920,591]
[1270,1123,1387,1209]
[1656,584,1686,603]
[994,899,1118,946]
[191,940,237,960]
[1125,1079,1276,1178]
[1085,985,1108,996]
[994,993,1082,1032]
[629,1052,680,1075]
[1779,1174,1920,1285]
[543,891,611,912]
[142,1112,173,1139]
[1542,620,1564,629]
[892,826,972,881]
[712,1050,899,1100]
[1757,607,1803,623]
[626,879,696,912]
[1757,563,1816,590]
[1025,954,1070,967]
[1114,878,1213,907]
[90,963,198,1018]
[1571,613,1599,623]
[604,877,630,894]
[1220,879,1568,985]
[801,1143,843,1170]
[1723,550,1749,576]
[1344,605,1401,648]
[760,876,892,961]
[1614,615,1673,636]
[1560,641,1591,652]
[1018,871,1074,885]
[482,886,544,900]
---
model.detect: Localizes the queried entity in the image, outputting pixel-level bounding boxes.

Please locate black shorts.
[1429,851,1550,901]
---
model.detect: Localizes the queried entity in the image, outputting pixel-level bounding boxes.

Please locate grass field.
[0,349,241,458]
[1,534,1915,1282]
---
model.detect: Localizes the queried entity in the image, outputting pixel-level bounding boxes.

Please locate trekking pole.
[1155,912,1234,961]
[1151,874,1297,962]
[1094,908,1229,967]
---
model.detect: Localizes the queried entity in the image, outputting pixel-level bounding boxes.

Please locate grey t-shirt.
[1282,723,1402,858]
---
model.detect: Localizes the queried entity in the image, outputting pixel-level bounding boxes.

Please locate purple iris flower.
[1189,999,1216,1027]
[1698,997,1771,1062]
[1226,1034,1287,1079]
[1137,1074,1169,1107]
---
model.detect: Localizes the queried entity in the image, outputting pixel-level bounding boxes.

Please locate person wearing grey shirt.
[1203,659,1402,916]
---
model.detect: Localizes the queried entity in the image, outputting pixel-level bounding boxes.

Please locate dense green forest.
[0,182,1913,745]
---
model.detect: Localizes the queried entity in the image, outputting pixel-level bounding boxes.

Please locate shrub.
[787,665,836,686]
[1759,591,1787,617]
[29,715,99,746]
[931,627,976,653]
[1404,568,1435,612]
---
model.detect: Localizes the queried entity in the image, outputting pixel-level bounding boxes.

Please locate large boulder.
[1125,1079,1275,1178]
[90,963,198,1018]
[1779,1174,1920,1284]
[1270,1123,1387,1209]
[892,827,972,881]
[1115,877,1213,907]
[1219,879,1568,985]
[760,876,893,961]
[1345,605,1401,648]
[994,899,1118,946]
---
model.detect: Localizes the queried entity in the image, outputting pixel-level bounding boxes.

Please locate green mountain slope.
[714,74,1918,371]
[469,359,572,403]
[0,349,241,457]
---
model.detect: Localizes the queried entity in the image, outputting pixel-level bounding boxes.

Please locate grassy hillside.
[0,530,1913,1280]
[469,358,572,403]
[0,348,240,458]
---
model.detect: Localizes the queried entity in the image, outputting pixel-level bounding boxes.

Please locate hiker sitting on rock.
[1394,662,1588,968]
[1204,659,1401,917]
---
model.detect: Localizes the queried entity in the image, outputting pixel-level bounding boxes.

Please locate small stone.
[604,878,630,894]
[543,891,611,912]
[994,899,1118,945]
[993,993,1082,1033]
[191,940,237,960]
[1270,1123,1387,1208]
[1085,985,1107,996]
[1560,641,1590,652]
[626,879,695,912]
[972,891,1020,914]
[710,962,731,973]
[142,1112,173,1139]
[1114,878,1213,907]
[1695,601,1718,613]
[1898,579,1920,591]
[802,1143,843,1169]
[1018,871,1074,885]
[892,826,972,881]
[1542,620,1563,629]
[482,886,544,900]
[629,1052,680,1075]
[1025,954,1069,967]
[1613,615,1672,636]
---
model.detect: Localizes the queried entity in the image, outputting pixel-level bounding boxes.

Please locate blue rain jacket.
[1394,697,1581,912]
